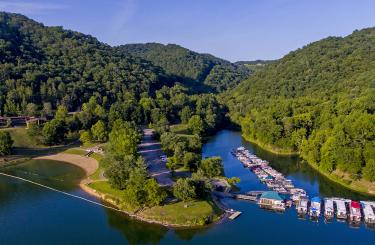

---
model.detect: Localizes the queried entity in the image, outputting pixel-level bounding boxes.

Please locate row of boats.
[296,197,375,225]
[232,147,375,225]
[232,147,307,199]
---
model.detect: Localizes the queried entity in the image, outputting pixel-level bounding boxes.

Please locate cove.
[0,131,375,244]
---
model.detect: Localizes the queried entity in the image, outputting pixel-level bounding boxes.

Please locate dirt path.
[35,153,99,178]
[138,129,174,187]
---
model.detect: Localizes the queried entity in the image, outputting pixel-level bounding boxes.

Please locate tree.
[55,105,68,121]
[179,106,192,124]
[144,178,167,206]
[79,130,92,144]
[188,115,204,136]
[182,152,201,171]
[363,159,375,182]
[25,103,38,116]
[91,120,107,142]
[173,178,196,201]
[42,119,67,145]
[0,131,13,155]
[108,119,141,159]
[199,157,224,178]
[105,155,137,189]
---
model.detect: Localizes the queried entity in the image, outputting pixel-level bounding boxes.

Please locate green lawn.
[140,199,221,226]
[63,148,86,155]
[1,127,45,148]
[88,181,139,212]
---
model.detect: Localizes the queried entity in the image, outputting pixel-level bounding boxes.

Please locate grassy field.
[1,127,45,148]
[140,199,221,226]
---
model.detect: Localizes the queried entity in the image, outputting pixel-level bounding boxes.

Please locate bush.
[0,131,13,155]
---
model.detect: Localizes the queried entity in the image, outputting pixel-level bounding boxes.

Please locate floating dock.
[228,211,242,220]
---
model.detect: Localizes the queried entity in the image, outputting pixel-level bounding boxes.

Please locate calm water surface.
[0,130,374,244]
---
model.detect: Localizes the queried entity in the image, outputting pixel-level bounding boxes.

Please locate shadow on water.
[105,209,168,245]
[105,206,212,244]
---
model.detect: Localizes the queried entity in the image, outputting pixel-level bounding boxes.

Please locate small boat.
[335,200,348,220]
[324,199,334,219]
[349,201,362,223]
[309,197,321,218]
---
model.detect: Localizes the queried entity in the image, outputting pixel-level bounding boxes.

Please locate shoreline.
[242,135,299,156]
[35,151,227,228]
[241,133,375,197]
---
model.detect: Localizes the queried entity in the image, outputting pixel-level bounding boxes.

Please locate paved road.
[138,129,174,187]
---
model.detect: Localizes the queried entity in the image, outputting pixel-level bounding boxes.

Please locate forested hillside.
[117,43,251,92]
[0,12,229,144]
[225,28,375,181]
[0,12,173,115]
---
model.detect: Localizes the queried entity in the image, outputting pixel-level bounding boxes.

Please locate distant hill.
[0,12,173,114]
[117,43,251,92]
[234,60,274,65]
[225,28,375,182]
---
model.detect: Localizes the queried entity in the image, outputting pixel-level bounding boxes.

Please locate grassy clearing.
[170,124,189,134]
[1,127,45,148]
[88,181,139,213]
[140,199,221,226]
[63,148,86,155]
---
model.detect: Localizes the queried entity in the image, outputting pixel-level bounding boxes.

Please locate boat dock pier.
[229,146,375,226]
[228,211,242,220]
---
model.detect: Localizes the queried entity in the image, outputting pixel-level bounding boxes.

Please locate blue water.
[0,130,374,244]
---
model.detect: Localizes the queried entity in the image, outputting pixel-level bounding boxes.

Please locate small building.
[258,191,285,211]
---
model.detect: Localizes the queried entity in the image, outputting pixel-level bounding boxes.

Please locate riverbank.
[36,148,224,227]
[242,133,375,197]
[242,135,299,155]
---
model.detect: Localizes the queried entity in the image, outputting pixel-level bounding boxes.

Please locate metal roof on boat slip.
[260,191,284,201]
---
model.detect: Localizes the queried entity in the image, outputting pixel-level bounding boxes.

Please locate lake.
[0,130,374,244]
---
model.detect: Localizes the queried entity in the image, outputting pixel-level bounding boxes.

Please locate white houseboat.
[309,197,321,218]
[324,198,334,219]
[361,202,375,225]
[335,200,348,220]
[349,201,362,223]
[296,197,309,214]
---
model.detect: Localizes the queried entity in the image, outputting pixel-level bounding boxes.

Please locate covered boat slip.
[258,191,286,211]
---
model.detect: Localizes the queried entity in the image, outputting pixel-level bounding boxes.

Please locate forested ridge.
[225,28,375,182]
[117,43,251,92]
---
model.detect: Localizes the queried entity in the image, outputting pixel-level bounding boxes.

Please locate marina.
[231,146,375,226]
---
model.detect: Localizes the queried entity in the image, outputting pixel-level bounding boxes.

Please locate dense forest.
[225,28,375,181]
[117,43,251,92]
[0,12,246,117]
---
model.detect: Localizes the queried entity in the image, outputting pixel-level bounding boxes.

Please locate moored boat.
[324,198,334,219]
[349,201,362,223]
[296,197,309,215]
[335,200,348,220]
[361,202,375,225]
[309,197,321,218]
